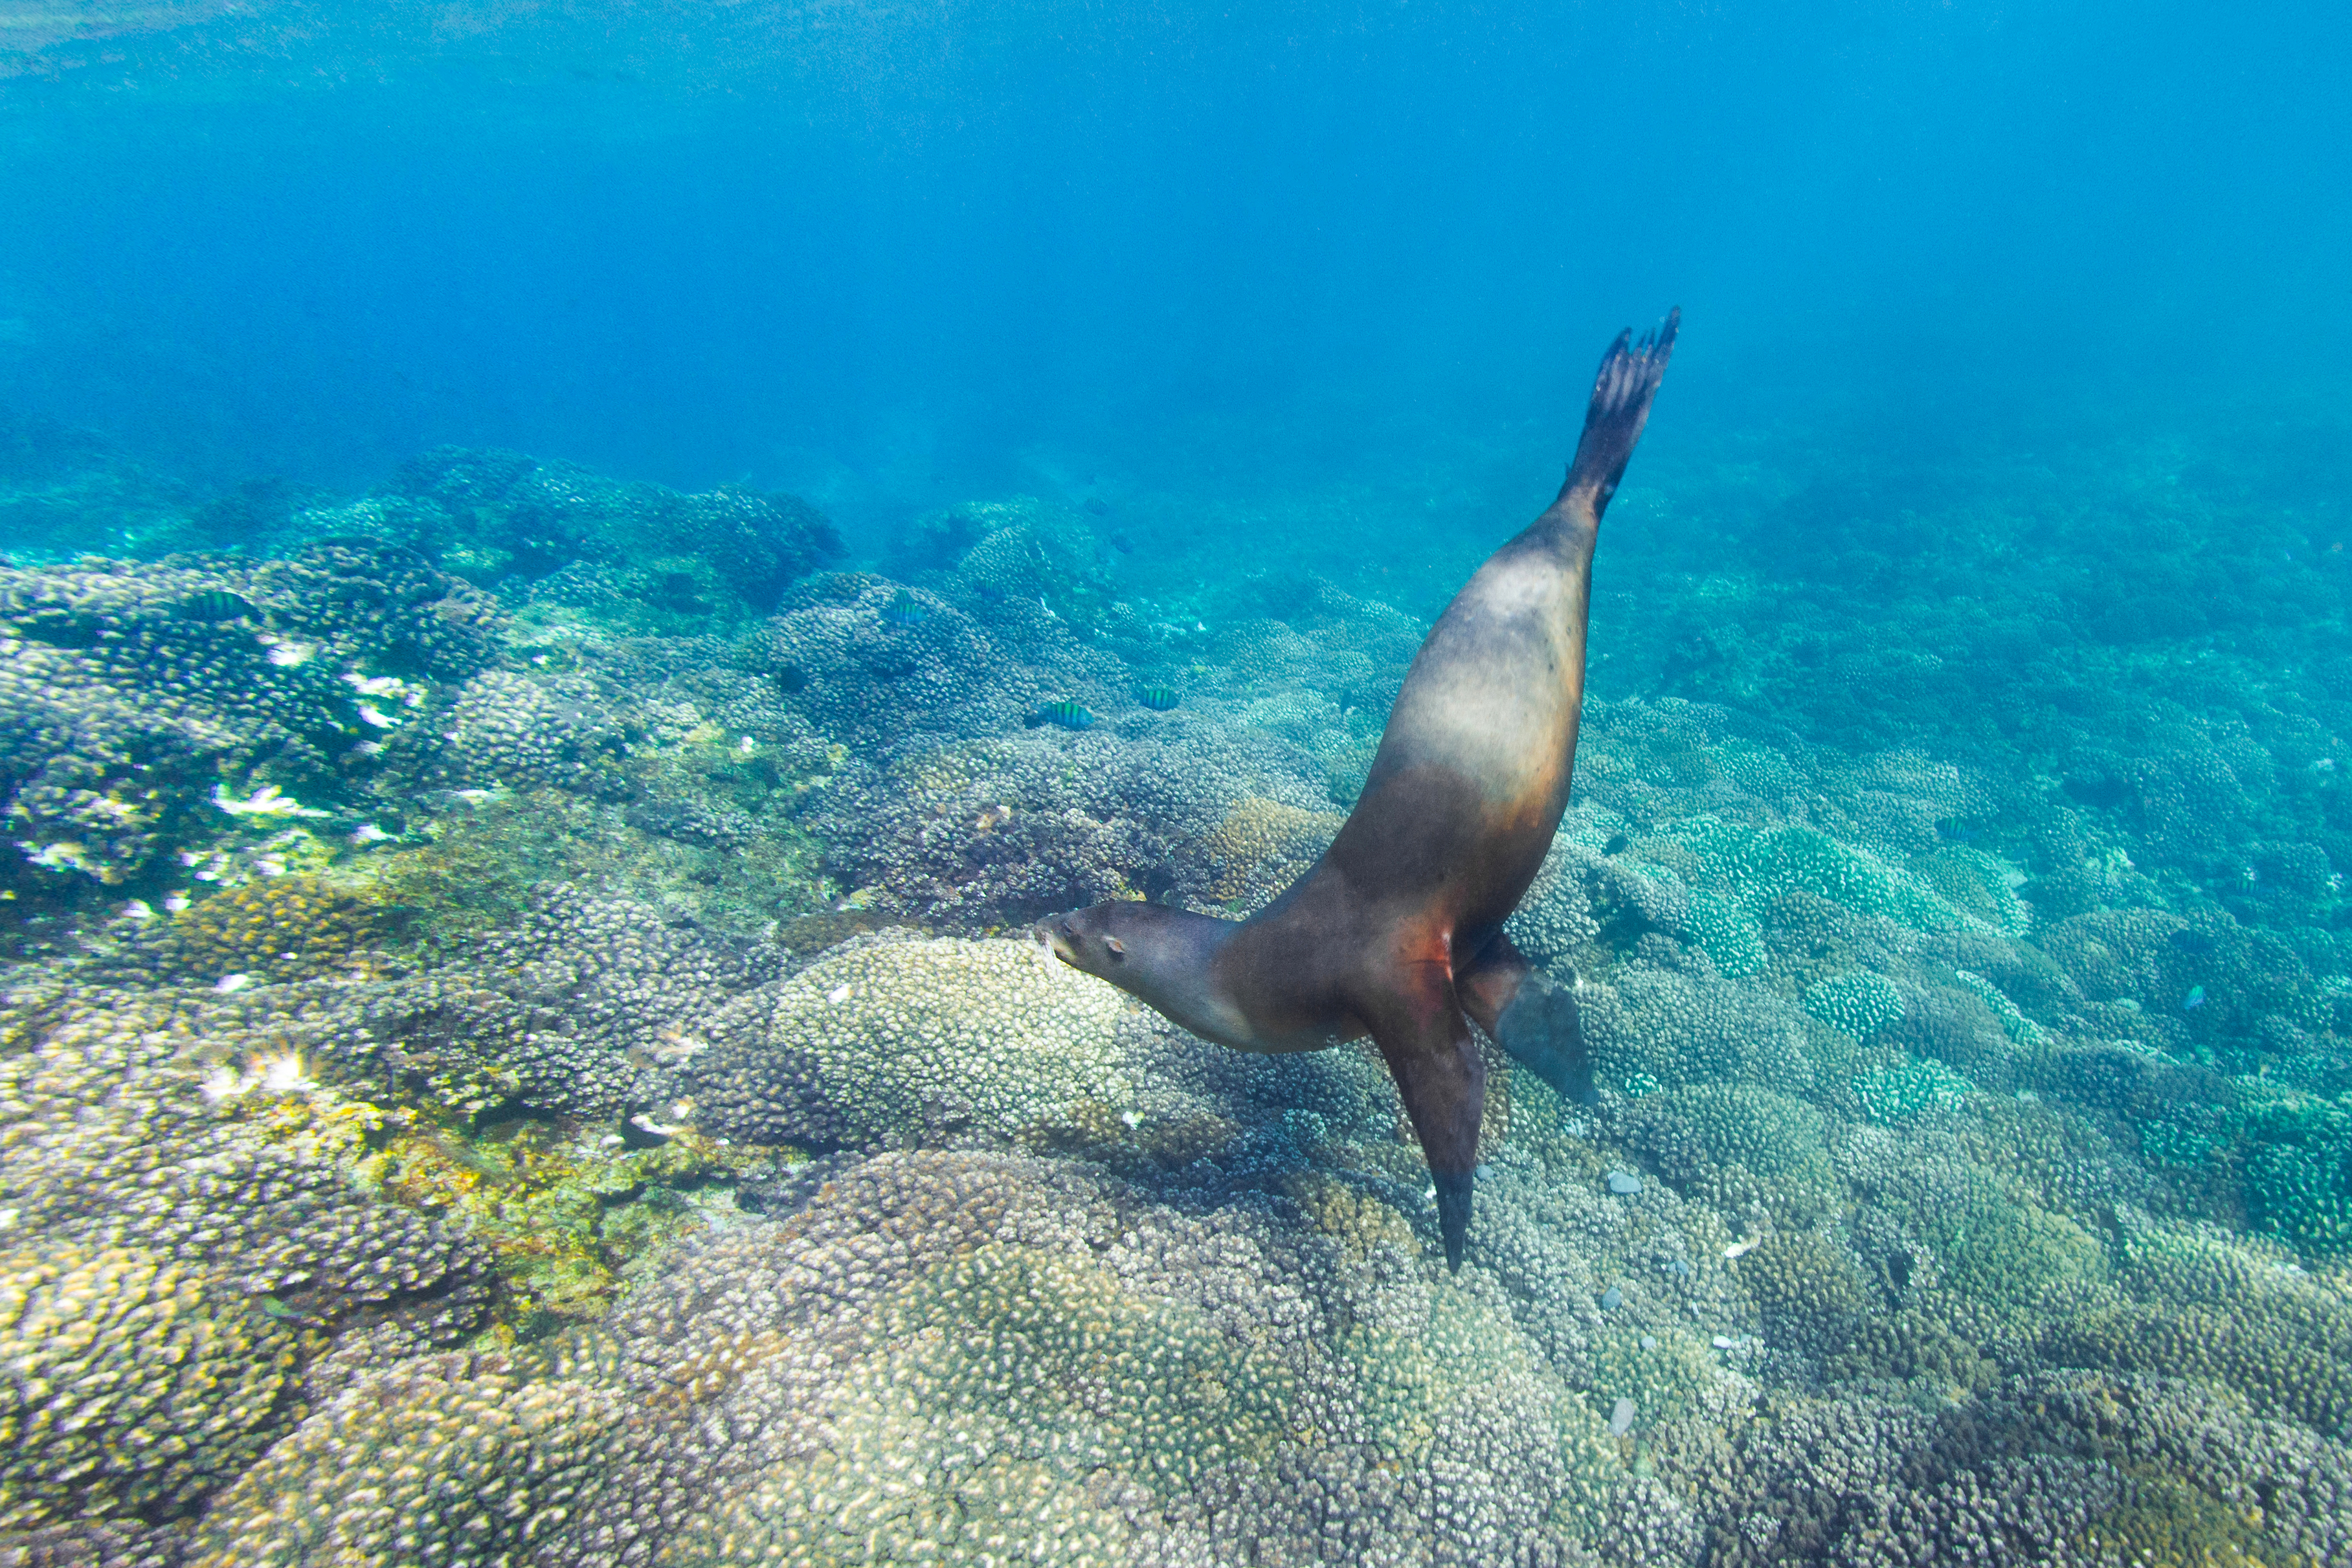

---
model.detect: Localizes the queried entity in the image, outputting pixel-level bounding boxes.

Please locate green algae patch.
[355,1119,776,1329]
[219,1068,782,1332]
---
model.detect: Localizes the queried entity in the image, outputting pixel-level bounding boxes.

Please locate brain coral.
[185,1142,1655,1568]
[524,1150,1349,1565]
[686,1239,1299,1564]
[1921,1169,2112,1317]
[814,724,1334,930]
[432,669,625,795]
[2044,1222,2352,1438]
[750,572,1126,752]
[2237,1090,2352,1259]
[1703,1370,2351,1568]
[1335,1273,1625,1541]
[690,936,1136,1148]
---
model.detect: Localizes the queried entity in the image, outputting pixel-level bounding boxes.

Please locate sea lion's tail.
[1562,308,1679,512]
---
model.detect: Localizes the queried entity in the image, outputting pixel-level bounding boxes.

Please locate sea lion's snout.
[1038,917,1082,969]
[1038,911,1127,972]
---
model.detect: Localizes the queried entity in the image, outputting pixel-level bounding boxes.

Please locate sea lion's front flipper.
[1363,965,1485,1271]
[1457,935,1596,1105]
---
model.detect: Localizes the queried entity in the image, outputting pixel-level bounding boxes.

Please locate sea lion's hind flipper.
[1361,968,1485,1271]
[1495,970,1595,1105]
[1562,308,1680,511]
[1458,935,1596,1106]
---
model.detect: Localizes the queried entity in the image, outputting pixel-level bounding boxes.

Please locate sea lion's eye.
[1104,937,1126,958]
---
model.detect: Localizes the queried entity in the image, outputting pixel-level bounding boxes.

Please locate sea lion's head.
[1037,901,1251,1048]
[1036,902,1141,981]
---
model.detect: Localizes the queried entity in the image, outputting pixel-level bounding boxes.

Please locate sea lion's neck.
[1099,904,1253,1046]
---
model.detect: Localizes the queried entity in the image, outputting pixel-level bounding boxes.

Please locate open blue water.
[1,5,2349,1564]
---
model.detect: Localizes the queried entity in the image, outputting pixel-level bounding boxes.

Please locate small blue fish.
[1137,685,1180,711]
[2169,929,2217,955]
[1036,700,1095,731]
[2183,985,2206,1011]
[1935,819,1979,843]
[880,590,928,629]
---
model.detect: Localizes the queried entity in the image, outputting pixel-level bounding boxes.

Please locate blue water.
[7,3,2344,514]
[4,4,2352,1563]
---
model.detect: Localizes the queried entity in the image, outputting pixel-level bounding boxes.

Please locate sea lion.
[1044,312,1678,1269]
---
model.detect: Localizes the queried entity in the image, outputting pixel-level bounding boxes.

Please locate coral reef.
[0,429,2347,1567]
[322,446,840,623]
[184,1344,625,1568]
[0,979,495,1536]
[0,541,499,911]
[813,725,1334,930]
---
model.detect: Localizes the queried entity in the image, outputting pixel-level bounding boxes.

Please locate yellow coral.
[2076,1468,2302,1568]
[164,873,398,981]
[1286,1171,1418,1260]
[185,1350,623,1568]
[1202,796,1344,904]
[350,1121,772,1327]
[0,1242,303,1529]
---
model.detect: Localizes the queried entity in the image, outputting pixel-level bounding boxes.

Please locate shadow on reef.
[0,432,2348,1565]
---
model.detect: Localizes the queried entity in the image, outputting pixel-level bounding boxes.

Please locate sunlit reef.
[0,434,2347,1567]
